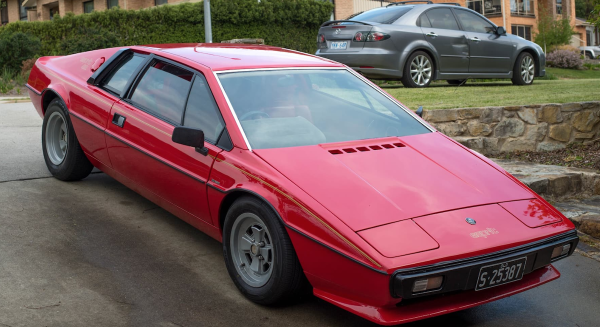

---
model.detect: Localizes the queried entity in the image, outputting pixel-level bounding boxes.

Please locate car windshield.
[347,6,413,24]
[217,69,430,150]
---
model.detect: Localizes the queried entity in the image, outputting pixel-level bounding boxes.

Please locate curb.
[0,97,30,104]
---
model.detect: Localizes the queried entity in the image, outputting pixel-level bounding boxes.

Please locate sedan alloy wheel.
[230,212,274,287]
[410,55,432,86]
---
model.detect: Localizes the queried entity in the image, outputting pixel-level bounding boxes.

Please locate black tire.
[42,98,93,181]
[401,51,434,88]
[447,79,466,85]
[585,52,594,60]
[223,196,307,305]
[511,52,536,86]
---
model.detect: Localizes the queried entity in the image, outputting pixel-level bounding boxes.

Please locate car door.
[453,9,513,73]
[105,56,224,226]
[420,8,469,73]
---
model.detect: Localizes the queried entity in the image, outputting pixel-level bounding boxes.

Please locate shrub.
[0,0,334,56]
[21,57,37,80]
[546,49,583,69]
[59,27,121,55]
[0,31,41,72]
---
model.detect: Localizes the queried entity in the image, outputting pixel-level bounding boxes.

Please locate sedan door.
[453,9,513,73]
[420,8,469,73]
[105,57,224,226]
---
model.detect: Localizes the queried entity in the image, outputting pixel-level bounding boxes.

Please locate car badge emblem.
[335,29,341,35]
[466,218,476,225]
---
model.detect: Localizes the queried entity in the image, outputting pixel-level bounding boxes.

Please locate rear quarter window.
[102,53,145,95]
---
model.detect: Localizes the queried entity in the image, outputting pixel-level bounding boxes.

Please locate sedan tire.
[42,98,94,181]
[223,196,307,305]
[401,51,434,88]
[585,52,594,60]
[511,52,536,86]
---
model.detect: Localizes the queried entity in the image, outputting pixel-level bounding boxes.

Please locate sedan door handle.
[112,113,126,128]
[470,37,481,42]
[426,32,438,37]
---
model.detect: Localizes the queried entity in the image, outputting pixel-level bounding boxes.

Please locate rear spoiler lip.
[320,20,375,27]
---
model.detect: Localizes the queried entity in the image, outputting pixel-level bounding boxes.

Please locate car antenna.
[416,106,423,117]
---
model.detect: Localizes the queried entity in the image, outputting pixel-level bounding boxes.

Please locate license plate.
[475,257,527,291]
[330,41,348,50]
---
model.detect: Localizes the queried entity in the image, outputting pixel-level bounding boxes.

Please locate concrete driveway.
[1,102,599,327]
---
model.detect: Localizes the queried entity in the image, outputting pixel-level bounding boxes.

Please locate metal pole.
[204,0,212,43]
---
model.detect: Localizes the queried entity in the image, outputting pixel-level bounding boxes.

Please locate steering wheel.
[240,111,270,121]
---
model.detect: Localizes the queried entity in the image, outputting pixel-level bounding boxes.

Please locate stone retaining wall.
[423,101,600,155]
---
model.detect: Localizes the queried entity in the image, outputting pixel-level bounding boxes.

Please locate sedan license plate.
[475,257,527,291]
[330,41,348,50]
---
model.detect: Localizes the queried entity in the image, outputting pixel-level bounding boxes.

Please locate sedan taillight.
[317,34,325,43]
[354,31,390,42]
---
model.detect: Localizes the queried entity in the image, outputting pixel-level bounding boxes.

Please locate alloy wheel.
[230,212,274,287]
[520,56,535,84]
[45,111,68,165]
[410,55,432,86]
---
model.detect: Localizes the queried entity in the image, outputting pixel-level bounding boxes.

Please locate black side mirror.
[172,127,208,156]
[496,26,506,35]
[416,105,423,117]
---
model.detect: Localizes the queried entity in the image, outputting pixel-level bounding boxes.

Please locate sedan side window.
[425,8,460,30]
[418,14,432,28]
[130,61,193,124]
[183,75,225,144]
[454,10,495,34]
[102,53,145,95]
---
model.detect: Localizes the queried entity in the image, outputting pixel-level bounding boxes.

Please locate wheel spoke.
[240,235,253,252]
[260,246,271,261]
[250,256,261,273]
[251,226,264,243]
[59,140,67,152]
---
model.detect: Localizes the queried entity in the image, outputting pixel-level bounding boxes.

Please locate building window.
[83,0,94,13]
[556,0,562,14]
[511,25,532,40]
[107,0,118,9]
[587,31,591,46]
[49,6,59,19]
[0,0,8,25]
[510,0,534,16]
[155,0,167,5]
[467,0,502,16]
[18,0,27,20]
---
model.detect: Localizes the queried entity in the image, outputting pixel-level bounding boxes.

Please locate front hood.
[254,132,534,231]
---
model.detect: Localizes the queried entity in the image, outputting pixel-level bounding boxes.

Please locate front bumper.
[313,230,578,326]
[392,230,578,299]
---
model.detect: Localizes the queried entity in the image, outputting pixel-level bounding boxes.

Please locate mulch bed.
[495,140,600,171]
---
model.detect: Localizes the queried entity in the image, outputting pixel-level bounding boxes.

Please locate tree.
[590,0,600,27]
[576,0,595,19]
[534,3,575,52]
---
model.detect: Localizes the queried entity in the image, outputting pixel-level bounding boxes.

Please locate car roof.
[140,43,343,71]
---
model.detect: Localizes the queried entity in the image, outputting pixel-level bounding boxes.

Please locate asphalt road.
[1,102,599,327]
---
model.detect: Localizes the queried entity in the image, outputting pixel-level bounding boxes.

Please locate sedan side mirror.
[496,26,506,35]
[172,126,208,156]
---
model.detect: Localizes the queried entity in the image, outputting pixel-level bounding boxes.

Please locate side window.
[455,10,495,34]
[183,75,225,143]
[102,53,145,95]
[419,14,432,28]
[130,61,193,124]
[425,8,460,30]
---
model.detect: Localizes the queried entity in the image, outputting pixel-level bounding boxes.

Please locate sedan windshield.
[218,69,430,150]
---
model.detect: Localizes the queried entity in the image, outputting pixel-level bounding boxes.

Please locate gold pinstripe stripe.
[210,154,382,268]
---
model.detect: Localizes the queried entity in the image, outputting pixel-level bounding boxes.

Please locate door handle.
[470,37,481,42]
[112,113,126,128]
[426,32,438,37]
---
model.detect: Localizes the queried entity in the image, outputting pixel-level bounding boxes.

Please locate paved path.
[1,102,599,327]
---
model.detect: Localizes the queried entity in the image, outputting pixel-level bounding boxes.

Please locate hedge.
[0,0,333,56]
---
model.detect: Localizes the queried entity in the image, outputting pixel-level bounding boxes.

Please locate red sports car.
[27,44,578,325]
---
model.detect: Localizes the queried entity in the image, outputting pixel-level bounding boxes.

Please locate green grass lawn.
[544,67,600,79]
[383,78,600,110]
